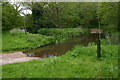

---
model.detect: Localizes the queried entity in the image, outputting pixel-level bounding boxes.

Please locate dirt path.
[0,52,40,65]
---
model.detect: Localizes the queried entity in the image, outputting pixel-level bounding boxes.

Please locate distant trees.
[77,2,98,28]
[31,2,99,29]
[30,2,118,29]
[2,2,118,32]
[31,3,45,33]
[43,2,67,28]
[2,2,24,30]
[99,2,118,30]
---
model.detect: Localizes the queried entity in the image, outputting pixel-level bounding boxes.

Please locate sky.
[9,0,32,16]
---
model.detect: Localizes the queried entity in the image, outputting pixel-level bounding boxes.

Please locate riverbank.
[2,31,54,53]
[2,43,118,78]
[2,28,89,53]
[38,28,89,43]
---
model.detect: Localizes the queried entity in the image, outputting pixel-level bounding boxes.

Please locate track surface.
[0,52,40,65]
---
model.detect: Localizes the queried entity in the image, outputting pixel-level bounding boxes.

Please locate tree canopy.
[2,2,24,30]
[2,2,118,32]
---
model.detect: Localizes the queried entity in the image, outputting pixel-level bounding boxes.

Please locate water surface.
[23,34,104,58]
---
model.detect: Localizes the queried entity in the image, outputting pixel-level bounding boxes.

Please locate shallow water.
[23,34,104,58]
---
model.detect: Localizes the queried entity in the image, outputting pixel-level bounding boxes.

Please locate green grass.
[2,31,54,53]
[2,44,118,78]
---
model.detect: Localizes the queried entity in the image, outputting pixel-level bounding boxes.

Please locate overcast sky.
[9,0,32,16]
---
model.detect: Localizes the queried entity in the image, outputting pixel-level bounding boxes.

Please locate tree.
[99,2,118,29]
[20,2,46,32]
[43,2,68,28]
[2,2,23,30]
[25,14,33,33]
[77,2,98,28]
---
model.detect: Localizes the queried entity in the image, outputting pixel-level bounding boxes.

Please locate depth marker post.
[97,1,101,59]
[97,39,101,58]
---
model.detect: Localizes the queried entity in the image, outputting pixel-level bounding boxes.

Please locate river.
[23,34,104,58]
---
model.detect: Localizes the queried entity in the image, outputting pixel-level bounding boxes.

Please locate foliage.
[25,14,33,32]
[77,2,98,27]
[2,28,89,53]
[2,42,118,78]
[29,2,99,29]
[2,2,118,32]
[103,30,119,45]
[38,28,89,43]
[31,3,45,33]
[43,2,68,28]
[101,25,118,30]
[99,2,118,27]
[2,31,54,53]
[2,2,24,30]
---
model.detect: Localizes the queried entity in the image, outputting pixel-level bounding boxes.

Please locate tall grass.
[2,31,54,53]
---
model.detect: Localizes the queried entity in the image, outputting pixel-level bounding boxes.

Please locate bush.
[38,28,89,42]
[104,30,118,45]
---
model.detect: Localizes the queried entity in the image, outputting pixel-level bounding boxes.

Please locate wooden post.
[97,39,101,58]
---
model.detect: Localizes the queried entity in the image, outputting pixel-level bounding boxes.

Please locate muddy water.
[23,34,104,58]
